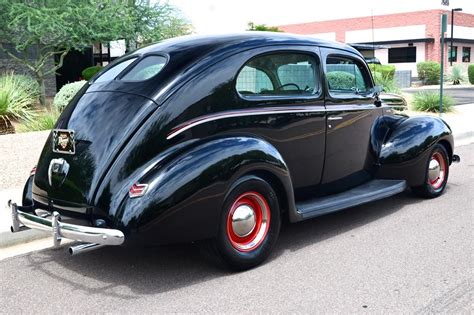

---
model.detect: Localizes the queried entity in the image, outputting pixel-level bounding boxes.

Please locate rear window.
[94,58,137,83]
[121,55,167,81]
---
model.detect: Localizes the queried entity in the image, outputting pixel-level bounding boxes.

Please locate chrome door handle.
[328,116,343,121]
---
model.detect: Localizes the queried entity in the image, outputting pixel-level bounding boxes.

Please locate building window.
[388,47,416,63]
[448,46,458,62]
[463,47,471,63]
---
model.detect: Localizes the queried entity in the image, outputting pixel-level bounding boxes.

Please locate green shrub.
[18,109,60,132]
[53,80,87,111]
[417,61,441,85]
[372,72,401,94]
[412,91,454,113]
[327,71,356,90]
[81,66,102,81]
[468,64,474,84]
[446,65,467,85]
[0,73,37,131]
[369,64,396,80]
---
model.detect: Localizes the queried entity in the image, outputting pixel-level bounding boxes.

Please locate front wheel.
[206,176,281,270]
[412,144,449,198]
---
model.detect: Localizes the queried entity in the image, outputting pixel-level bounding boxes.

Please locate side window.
[236,52,319,97]
[326,56,371,94]
[236,66,273,94]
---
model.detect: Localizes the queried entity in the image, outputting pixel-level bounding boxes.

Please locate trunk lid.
[33,91,158,207]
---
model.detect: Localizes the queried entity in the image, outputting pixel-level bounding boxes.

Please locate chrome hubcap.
[428,158,441,182]
[226,191,271,252]
[231,205,256,237]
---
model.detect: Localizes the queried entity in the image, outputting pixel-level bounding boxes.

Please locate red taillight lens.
[30,166,37,176]
[129,183,148,198]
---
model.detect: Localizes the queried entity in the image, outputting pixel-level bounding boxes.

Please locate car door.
[233,48,326,199]
[320,48,383,194]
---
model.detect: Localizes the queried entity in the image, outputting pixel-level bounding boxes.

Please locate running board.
[295,179,407,221]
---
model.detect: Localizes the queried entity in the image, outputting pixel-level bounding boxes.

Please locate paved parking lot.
[1,144,472,313]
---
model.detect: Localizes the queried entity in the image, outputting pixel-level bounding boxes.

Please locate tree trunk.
[36,75,47,106]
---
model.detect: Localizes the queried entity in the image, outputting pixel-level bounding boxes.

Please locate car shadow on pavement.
[24,189,424,299]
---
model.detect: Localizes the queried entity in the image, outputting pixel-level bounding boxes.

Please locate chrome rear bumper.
[9,200,125,249]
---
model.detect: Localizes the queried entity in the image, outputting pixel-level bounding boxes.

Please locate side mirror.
[373,86,383,107]
[372,85,383,96]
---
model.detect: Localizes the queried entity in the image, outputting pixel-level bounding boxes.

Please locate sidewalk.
[1,109,473,250]
[402,83,473,91]
[406,103,474,146]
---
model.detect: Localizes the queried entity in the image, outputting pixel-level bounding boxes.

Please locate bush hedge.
[53,80,87,111]
[327,71,355,90]
[372,72,401,94]
[81,66,102,81]
[368,64,395,80]
[468,64,474,84]
[412,91,453,113]
[417,61,441,85]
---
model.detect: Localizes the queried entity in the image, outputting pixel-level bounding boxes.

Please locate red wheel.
[412,144,449,198]
[204,176,281,270]
[427,151,447,190]
[226,192,270,252]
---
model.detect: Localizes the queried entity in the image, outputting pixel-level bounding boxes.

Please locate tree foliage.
[247,22,281,32]
[126,0,191,50]
[0,0,190,105]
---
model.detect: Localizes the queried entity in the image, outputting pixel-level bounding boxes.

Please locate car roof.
[131,32,360,57]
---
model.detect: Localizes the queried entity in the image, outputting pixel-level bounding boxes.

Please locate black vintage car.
[10,33,459,270]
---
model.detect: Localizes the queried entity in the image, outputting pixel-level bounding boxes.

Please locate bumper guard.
[9,200,125,249]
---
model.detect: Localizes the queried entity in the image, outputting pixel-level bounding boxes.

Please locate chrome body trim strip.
[167,105,377,140]
[9,201,124,247]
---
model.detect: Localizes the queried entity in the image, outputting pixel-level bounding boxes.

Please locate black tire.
[412,144,449,198]
[204,175,281,271]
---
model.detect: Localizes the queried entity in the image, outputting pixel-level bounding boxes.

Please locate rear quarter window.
[120,55,167,81]
[94,58,137,83]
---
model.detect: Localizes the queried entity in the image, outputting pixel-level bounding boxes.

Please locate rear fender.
[22,175,34,207]
[377,115,453,186]
[116,136,294,244]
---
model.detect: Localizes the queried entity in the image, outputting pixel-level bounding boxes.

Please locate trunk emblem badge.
[48,158,70,187]
[52,129,75,155]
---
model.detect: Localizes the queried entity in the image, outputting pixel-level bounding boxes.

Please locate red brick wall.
[279,9,474,63]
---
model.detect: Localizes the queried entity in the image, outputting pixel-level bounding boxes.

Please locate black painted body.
[26,33,454,245]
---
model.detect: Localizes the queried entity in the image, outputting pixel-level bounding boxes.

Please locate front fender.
[116,136,293,244]
[377,115,453,186]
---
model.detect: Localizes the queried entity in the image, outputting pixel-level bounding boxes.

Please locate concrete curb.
[454,132,474,147]
[0,229,49,249]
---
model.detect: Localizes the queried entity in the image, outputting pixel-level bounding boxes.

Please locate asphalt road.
[403,87,474,105]
[1,144,473,313]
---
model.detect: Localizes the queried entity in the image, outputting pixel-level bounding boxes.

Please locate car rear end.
[9,53,171,254]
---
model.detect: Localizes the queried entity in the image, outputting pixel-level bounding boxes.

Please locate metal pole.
[450,9,454,66]
[440,14,447,116]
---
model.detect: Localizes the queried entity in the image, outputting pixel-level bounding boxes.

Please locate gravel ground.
[0,131,50,190]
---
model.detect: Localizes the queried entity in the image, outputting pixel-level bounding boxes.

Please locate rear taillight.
[30,166,37,176]
[129,183,148,198]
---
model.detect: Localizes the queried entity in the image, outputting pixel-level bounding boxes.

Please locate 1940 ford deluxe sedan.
[10,33,460,270]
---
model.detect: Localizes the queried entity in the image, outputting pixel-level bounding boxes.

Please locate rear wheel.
[412,144,449,198]
[206,176,281,270]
